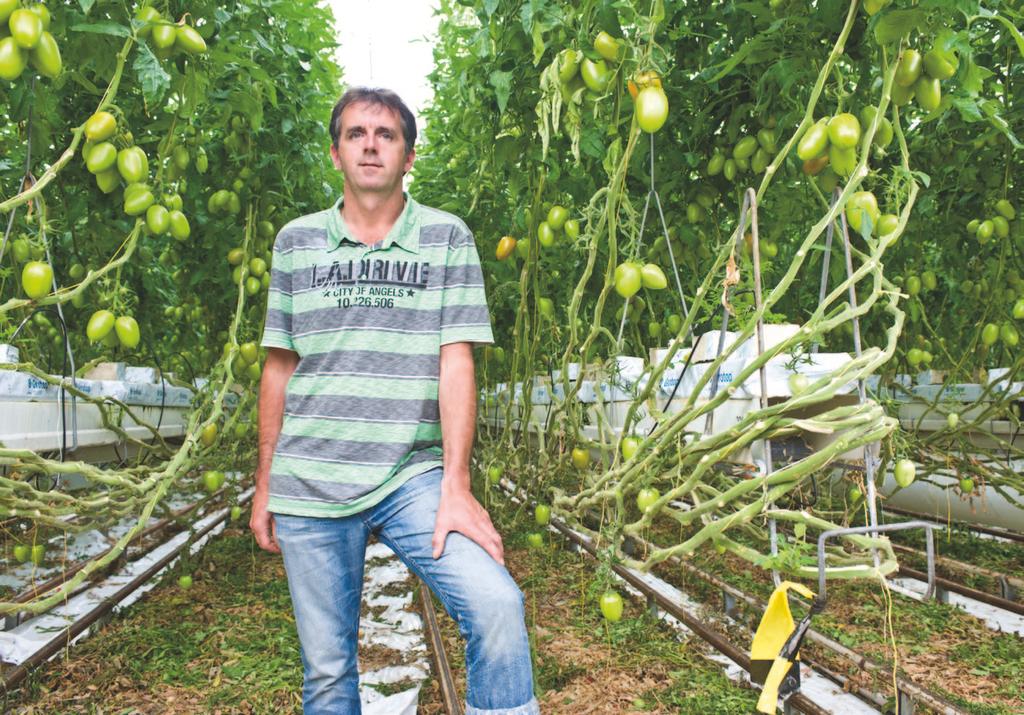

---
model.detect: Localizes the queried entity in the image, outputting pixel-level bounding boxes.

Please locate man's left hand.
[432,481,504,566]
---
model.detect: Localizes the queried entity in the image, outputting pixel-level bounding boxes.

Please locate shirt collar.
[326,192,421,254]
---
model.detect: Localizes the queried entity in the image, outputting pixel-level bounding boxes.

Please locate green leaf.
[70,22,132,37]
[133,42,171,106]
[873,9,925,45]
[952,96,984,122]
[531,20,546,66]
[489,70,513,114]
[77,0,96,13]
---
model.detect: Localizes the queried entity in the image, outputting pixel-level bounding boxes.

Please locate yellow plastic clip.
[750,581,816,714]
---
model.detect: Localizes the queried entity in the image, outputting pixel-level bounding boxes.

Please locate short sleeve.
[439,226,495,346]
[260,231,296,351]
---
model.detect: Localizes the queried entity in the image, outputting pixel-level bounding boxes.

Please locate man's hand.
[432,480,504,566]
[250,483,281,554]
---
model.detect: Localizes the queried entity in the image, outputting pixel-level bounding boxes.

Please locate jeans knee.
[464,581,527,655]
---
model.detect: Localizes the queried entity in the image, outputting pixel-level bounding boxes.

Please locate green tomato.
[580,58,610,93]
[921,270,937,291]
[666,313,682,333]
[563,218,580,240]
[526,532,544,549]
[845,191,880,235]
[914,76,942,112]
[992,216,1010,239]
[178,574,193,590]
[487,465,503,484]
[895,48,922,87]
[117,147,149,183]
[635,87,669,133]
[636,487,660,513]
[893,459,916,488]
[829,145,857,177]
[123,183,155,216]
[723,158,737,182]
[0,36,26,81]
[9,9,42,49]
[168,210,191,240]
[145,204,170,235]
[923,48,958,80]
[981,322,999,346]
[86,310,115,342]
[877,213,900,237]
[706,152,725,176]
[732,136,758,161]
[756,128,776,153]
[891,82,915,107]
[1001,322,1019,347]
[115,315,141,349]
[905,275,921,296]
[827,113,860,149]
[29,30,60,78]
[230,505,243,521]
[995,199,1016,221]
[977,220,995,243]
[30,544,44,565]
[95,168,120,194]
[620,435,641,460]
[1013,298,1024,320]
[593,31,619,62]
[599,590,624,622]
[21,260,52,299]
[537,220,555,248]
[203,470,225,493]
[558,48,579,83]
[959,477,974,494]
[135,6,161,36]
[797,118,830,161]
[0,0,17,24]
[534,504,551,526]
[151,23,177,49]
[12,543,30,563]
[84,111,117,142]
[946,412,959,430]
[86,142,118,174]
[640,263,667,290]
[614,262,642,298]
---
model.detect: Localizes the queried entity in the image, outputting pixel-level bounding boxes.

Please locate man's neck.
[340,187,406,246]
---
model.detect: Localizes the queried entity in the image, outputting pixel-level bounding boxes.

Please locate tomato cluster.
[0,1,61,81]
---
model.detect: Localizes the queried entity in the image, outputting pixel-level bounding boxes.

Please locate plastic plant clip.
[751,580,816,713]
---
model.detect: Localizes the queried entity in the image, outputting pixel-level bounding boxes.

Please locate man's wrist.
[440,466,471,493]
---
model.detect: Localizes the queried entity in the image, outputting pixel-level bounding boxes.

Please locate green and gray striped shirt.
[260,193,494,517]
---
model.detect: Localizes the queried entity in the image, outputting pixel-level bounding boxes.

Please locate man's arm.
[250,346,300,553]
[431,341,504,565]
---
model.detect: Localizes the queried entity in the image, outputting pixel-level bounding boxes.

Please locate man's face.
[330,101,414,194]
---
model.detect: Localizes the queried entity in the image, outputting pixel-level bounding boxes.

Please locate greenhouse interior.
[0,0,1022,713]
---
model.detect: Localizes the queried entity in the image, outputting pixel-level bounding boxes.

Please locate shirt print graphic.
[311,257,430,310]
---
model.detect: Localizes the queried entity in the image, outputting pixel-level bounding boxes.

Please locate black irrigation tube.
[0,489,253,694]
[418,580,462,715]
[881,505,1024,545]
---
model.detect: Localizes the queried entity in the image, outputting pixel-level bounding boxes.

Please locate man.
[249,87,540,715]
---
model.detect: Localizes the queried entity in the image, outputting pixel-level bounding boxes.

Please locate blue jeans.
[273,466,540,714]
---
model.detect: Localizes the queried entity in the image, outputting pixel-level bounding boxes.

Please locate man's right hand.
[250,486,281,553]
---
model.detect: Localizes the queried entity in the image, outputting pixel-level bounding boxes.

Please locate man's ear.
[329,142,342,170]
[403,148,416,175]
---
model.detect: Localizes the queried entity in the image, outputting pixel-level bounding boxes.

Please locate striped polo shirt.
[259,192,494,517]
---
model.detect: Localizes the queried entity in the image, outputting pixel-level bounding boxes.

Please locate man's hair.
[329,87,417,155]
